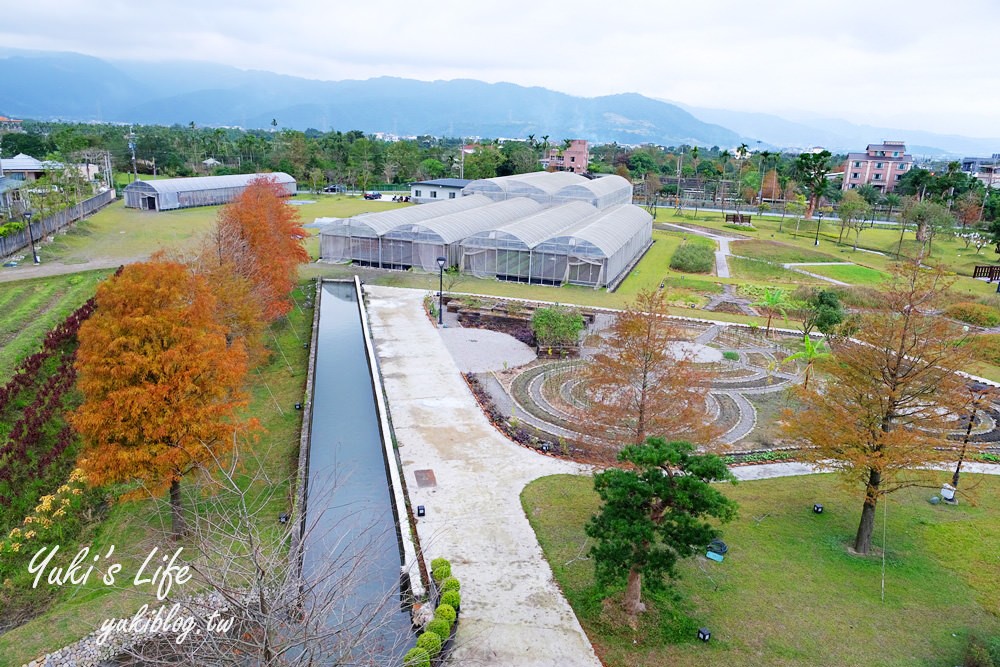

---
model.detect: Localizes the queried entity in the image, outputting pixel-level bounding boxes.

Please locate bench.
[725,213,752,225]
[973,265,1000,282]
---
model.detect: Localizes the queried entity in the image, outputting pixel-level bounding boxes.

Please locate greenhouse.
[380,198,544,270]
[460,201,600,284]
[530,205,653,288]
[318,194,493,266]
[552,174,632,209]
[462,172,632,209]
[123,173,295,211]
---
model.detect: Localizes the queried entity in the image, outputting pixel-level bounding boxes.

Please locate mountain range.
[1,49,997,157]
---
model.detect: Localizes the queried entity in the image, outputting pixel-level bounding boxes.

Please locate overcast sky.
[5,0,997,137]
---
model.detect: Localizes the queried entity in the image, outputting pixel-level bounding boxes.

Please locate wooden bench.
[973,265,1000,282]
[725,213,753,225]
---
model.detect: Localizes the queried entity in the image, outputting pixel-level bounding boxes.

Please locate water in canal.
[302,281,412,663]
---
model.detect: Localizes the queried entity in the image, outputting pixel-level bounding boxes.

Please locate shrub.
[669,242,715,273]
[531,306,584,347]
[435,603,457,624]
[416,631,442,657]
[946,302,1000,328]
[403,647,430,667]
[440,589,461,610]
[722,351,740,361]
[426,617,452,643]
[441,576,461,592]
[432,562,451,582]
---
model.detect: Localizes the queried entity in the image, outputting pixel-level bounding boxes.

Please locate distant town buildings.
[961,154,1000,188]
[540,140,589,174]
[0,115,23,132]
[841,140,913,193]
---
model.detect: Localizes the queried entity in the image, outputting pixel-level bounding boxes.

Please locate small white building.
[410,178,471,204]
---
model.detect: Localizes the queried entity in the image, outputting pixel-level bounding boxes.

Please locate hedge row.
[404,558,462,666]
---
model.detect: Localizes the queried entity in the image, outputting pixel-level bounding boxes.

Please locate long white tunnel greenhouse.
[316,171,652,288]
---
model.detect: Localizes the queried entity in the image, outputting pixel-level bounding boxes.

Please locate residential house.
[410,178,471,204]
[540,140,589,174]
[841,141,913,193]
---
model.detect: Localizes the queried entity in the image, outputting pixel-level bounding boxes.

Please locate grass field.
[728,257,824,285]
[522,473,1000,667]
[729,240,841,264]
[0,270,113,379]
[0,283,314,665]
[803,263,889,286]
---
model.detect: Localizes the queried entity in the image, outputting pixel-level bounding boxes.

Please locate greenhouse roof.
[554,174,631,200]
[384,198,543,244]
[464,201,599,249]
[536,205,651,257]
[463,171,589,198]
[123,172,295,194]
[319,194,493,237]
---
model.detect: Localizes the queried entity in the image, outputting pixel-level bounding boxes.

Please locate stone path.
[365,286,602,667]
[704,284,760,317]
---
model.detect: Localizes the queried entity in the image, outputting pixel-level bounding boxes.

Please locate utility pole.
[127,126,138,182]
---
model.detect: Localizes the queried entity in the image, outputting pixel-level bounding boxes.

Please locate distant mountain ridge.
[0,51,740,147]
[0,49,997,156]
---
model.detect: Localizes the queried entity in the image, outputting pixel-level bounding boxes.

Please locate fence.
[0,189,115,259]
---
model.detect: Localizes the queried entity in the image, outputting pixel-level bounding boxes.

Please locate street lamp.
[24,210,40,264]
[952,381,995,491]
[813,210,824,246]
[436,256,447,326]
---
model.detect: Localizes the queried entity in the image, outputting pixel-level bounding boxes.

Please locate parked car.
[363,192,382,200]
[322,184,346,193]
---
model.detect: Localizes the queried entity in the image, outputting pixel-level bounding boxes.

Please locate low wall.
[1,190,115,259]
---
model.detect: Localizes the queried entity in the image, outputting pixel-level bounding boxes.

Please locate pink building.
[842,140,913,193]
[540,139,589,174]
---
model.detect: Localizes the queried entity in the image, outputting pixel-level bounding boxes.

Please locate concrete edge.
[289,278,322,571]
[354,276,426,599]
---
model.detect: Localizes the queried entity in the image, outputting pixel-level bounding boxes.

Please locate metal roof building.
[123,173,296,211]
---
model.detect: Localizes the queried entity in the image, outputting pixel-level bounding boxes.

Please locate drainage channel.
[300,279,413,663]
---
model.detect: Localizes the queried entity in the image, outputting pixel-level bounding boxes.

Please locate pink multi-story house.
[842,140,913,193]
[540,139,589,174]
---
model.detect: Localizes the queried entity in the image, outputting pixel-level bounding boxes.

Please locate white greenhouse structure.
[460,202,652,287]
[462,172,632,209]
[318,194,494,267]
[123,173,296,211]
[315,170,650,288]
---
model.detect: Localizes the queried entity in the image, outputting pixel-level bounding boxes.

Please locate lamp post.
[436,256,446,326]
[24,210,40,264]
[953,381,994,490]
[813,211,824,246]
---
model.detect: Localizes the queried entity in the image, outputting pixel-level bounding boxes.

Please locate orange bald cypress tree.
[71,259,251,537]
[214,176,308,322]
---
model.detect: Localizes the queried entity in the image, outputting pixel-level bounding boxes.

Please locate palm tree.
[754,287,790,337]
[690,146,701,215]
[718,150,731,211]
[734,143,750,214]
[883,192,902,222]
[757,150,772,210]
[782,335,831,389]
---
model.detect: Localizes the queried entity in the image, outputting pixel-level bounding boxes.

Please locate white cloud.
[3,0,999,136]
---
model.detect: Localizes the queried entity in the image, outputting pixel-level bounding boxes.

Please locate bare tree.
[109,446,417,666]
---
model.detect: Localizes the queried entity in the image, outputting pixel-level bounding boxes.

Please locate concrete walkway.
[365,286,602,667]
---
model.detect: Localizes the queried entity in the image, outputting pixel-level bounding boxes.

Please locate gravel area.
[438,326,536,372]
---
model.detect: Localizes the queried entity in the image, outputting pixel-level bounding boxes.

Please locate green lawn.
[522,473,1000,667]
[0,283,314,665]
[730,240,842,264]
[728,257,824,285]
[0,270,113,379]
[803,263,889,286]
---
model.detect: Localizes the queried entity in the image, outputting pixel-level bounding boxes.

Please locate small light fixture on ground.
[278,512,289,524]
[436,256,447,326]
[416,505,425,517]
[294,402,303,410]
[813,503,823,513]
[697,627,711,642]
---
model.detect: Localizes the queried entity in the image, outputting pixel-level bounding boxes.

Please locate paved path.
[365,286,602,667]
